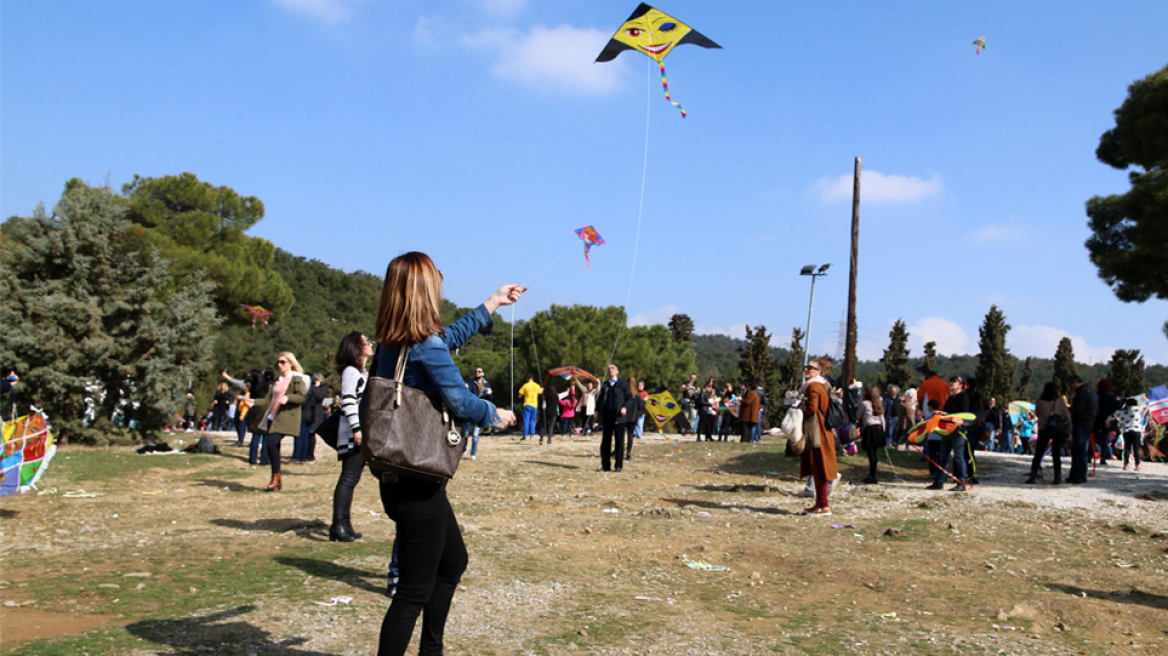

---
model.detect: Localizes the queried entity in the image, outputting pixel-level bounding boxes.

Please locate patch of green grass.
[52,450,217,483]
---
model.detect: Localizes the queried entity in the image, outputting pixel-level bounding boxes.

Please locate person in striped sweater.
[331,331,373,542]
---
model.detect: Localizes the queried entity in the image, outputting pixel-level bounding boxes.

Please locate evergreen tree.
[1109,349,1146,398]
[667,313,695,343]
[738,325,776,388]
[1017,357,1035,401]
[776,327,806,393]
[975,306,1016,405]
[916,341,938,378]
[1052,337,1079,396]
[122,172,294,320]
[0,180,218,443]
[880,320,912,389]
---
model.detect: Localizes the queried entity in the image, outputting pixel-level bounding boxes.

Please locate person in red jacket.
[917,370,949,415]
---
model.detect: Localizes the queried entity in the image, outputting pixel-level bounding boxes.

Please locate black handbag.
[361,346,464,482]
[1045,413,1070,436]
[315,411,341,450]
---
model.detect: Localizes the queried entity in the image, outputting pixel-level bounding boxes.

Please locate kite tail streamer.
[659,61,686,118]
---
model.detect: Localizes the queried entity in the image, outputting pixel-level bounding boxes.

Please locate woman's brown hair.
[374,252,445,348]
[864,385,884,416]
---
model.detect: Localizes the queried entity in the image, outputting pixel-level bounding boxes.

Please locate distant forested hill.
[692,334,1168,398]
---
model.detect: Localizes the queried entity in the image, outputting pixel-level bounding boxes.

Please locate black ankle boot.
[1024,473,1037,485]
[329,524,355,542]
[343,516,362,540]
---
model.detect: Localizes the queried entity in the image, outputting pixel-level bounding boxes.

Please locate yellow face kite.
[596,4,721,64]
[596,4,721,118]
[646,391,683,429]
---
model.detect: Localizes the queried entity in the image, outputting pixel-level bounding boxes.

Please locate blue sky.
[4,0,1167,365]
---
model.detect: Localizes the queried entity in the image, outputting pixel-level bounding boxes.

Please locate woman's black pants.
[265,433,288,475]
[377,474,467,656]
[332,450,364,528]
[1030,430,1067,478]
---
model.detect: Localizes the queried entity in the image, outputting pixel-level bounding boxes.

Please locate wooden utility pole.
[843,157,860,387]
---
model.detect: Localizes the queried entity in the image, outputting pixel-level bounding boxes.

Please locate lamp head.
[800,265,815,276]
[817,263,832,273]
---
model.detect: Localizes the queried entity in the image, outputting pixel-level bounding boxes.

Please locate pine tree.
[667,313,695,344]
[975,306,1016,405]
[1109,349,1146,398]
[1016,357,1035,400]
[738,325,776,387]
[776,327,806,393]
[0,180,219,442]
[880,320,912,389]
[916,341,938,378]
[1052,337,1079,397]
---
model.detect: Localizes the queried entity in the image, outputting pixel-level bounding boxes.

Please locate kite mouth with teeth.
[652,413,671,424]
[638,42,672,54]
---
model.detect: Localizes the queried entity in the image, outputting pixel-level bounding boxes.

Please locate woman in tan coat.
[800,359,838,516]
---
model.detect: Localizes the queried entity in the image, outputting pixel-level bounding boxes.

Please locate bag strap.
[387,343,452,426]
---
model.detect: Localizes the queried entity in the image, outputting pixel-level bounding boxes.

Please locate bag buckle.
[447,430,462,446]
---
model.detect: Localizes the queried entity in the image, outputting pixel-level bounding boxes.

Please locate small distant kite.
[1,410,56,497]
[574,226,606,269]
[646,391,682,429]
[596,3,722,117]
[239,304,275,329]
[973,37,986,55]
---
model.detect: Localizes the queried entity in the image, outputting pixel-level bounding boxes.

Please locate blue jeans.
[1070,422,1092,481]
[925,440,942,480]
[753,410,763,442]
[1096,427,1114,462]
[634,415,645,439]
[885,416,898,447]
[938,432,969,484]
[234,417,247,445]
[522,406,537,437]
[293,419,312,461]
[461,422,481,457]
[249,431,269,466]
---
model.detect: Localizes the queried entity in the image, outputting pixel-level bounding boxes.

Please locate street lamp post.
[800,264,832,373]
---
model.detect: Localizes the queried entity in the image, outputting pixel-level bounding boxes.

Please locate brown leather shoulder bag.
[361,346,464,482]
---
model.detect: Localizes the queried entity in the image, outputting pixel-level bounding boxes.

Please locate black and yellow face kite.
[595,3,721,64]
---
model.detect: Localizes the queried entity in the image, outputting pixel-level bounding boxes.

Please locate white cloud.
[695,324,749,341]
[970,222,1023,244]
[476,0,528,18]
[808,170,944,205]
[907,316,973,356]
[270,0,354,23]
[629,305,680,327]
[1010,325,1116,365]
[462,25,627,95]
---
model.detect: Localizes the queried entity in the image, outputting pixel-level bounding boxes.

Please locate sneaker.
[471,455,477,461]
[1067,478,1087,485]
[805,506,832,516]
[950,484,967,492]
[1123,463,1129,470]
[861,476,877,485]
[794,488,814,498]
[926,481,944,490]
[1133,464,1141,472]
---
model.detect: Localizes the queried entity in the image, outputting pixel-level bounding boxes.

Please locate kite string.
[522,242,576,287]
[607,55,652,367]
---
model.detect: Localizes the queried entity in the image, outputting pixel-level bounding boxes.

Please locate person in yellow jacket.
[517,374,542,440]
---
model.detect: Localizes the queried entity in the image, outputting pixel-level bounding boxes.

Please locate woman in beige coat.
[257,351,306,491]
[800,359,838,516]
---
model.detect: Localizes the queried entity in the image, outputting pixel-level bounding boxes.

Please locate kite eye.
[625,28,644,37]
[658,22,676,31]
[666,402,676,409]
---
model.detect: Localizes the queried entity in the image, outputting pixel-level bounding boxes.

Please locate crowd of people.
[175,248,1163,655]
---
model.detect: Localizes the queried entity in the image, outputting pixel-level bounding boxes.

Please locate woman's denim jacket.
[370,304,501,428]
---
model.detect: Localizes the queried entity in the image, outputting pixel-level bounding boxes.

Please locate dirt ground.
[1,430,1166,655]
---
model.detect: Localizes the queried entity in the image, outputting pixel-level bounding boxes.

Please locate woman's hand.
[484,284,529,314]
[354,430,362,446]
[493,409,518,429]
[278,396,288,405]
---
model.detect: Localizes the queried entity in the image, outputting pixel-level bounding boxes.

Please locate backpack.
[825,388,847,431]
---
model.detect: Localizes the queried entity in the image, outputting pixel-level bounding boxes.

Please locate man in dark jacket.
[592,364,634,472]
[1067,376,1098,484]
[296,374,329,463]
[1093,379,1123,466]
